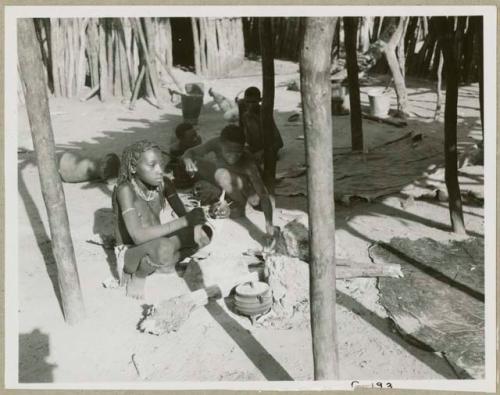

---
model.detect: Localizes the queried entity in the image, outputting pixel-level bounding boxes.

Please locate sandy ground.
[14,60,484,384]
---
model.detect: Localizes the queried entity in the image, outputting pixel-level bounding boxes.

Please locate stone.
[275,215,310,262]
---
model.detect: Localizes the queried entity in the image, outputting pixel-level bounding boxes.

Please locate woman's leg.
[123,226,211,299]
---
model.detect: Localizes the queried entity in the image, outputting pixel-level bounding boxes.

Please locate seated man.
[166,122,202,189]
[181,124,278,241]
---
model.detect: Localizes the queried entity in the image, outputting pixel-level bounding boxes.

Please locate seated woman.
[112,140,212,299]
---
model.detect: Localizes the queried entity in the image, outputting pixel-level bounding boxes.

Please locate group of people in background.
[58,86,283,299]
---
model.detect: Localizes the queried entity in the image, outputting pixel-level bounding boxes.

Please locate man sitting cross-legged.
[182,124,278,241]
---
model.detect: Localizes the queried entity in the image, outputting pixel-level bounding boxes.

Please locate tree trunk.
[405,17,419,66]
[477,18,484,140]
[397,17,409,79]
[344,17,363,152]
[382,17,409,117]
[437,17,466,234]
[300,16,339,380]
[434,48,444,121]
[259,18,278,193]
[18,18,86,325]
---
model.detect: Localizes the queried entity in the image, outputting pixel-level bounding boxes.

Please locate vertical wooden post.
[434,48,444,121]
[437,16,466,234]
[258,17,278,193]
[382,17,409,117]
[50,18,61,97]
[474,16,484,140]
[344,17,364,152]
[300,17,339,380]
[18,18,86,325]
[191,17,201,74]
[165,18,173,69]
[98,19,109,101]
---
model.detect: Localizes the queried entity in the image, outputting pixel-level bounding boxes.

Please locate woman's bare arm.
[117,184,189,245]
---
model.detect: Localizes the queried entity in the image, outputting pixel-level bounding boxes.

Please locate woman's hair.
[117,140,161,184]
[115,140,165,209]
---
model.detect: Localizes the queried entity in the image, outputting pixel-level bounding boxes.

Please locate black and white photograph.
[4,5,497,392]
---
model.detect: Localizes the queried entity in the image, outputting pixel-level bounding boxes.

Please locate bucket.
[181,83,204,125]
[367,88,390,118]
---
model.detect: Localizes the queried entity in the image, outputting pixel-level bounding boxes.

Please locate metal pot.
[234,281,272,317]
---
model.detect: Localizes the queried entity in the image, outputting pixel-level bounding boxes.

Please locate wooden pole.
[259,17,278,193]
[76,18,88,95]
[474,16,484,140]
[86,19,99,90]
[434,48,444,121]
[344,17,364,152]
[129,64,146,110]
[397,18,409,79]
[132,18,162,107]
[143,17,162,104]
[191,17,201,74]
[300,17,339,380]
[50,18,61,97]
[199,18,207,75]
[165,18,173,69]
[18,18,86,325]
[382,17,409,117]
[437,16,466,234]
[98,19,109,101]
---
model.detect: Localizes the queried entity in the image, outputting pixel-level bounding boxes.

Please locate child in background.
[166,122,202,189]
[112,140,211,299]
[237,86,284,161]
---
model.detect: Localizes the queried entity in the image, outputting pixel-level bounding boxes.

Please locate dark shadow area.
[18,156,64,316]
[92,207,118,279]
[232,216,267,246]
[336,291,462,379]
[183,259,293,381]
[19,329,57,383]
[170,17,195,70]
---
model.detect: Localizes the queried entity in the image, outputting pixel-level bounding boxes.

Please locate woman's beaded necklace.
[131,178,159,202]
